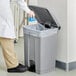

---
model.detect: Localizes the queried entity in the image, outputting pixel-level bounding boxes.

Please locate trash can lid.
[29,6,57,26]
[29,6,61,30]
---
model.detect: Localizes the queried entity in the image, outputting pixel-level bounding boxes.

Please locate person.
[0,0,35,73]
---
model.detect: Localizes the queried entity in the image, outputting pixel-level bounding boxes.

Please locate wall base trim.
[56,60,76,71]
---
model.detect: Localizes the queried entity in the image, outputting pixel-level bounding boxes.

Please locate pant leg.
[0,37,19,69]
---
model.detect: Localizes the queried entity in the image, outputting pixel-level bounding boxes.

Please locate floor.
[0,38,76,76]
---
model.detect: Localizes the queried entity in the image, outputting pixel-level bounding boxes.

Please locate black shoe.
[7,64,28,73]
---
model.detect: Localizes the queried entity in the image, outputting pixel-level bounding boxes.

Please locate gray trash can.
[23,6,61,74]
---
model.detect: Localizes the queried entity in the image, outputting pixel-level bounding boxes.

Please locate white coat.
[0,0,30,39]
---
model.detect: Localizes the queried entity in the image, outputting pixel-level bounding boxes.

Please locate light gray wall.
[29,0,38,5]
[67,0,76,62]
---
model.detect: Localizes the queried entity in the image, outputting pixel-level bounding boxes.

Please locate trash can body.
[23,6,60,74]
[23,24,58,74]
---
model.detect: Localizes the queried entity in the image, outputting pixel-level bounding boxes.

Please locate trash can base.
[36,68,55,74]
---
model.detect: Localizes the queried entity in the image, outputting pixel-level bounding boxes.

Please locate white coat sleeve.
[16,0,31,13]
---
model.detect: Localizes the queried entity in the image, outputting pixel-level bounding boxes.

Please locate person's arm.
[16,0,35,17]
[17,0,30,13]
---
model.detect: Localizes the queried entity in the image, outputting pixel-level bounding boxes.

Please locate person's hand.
[28,10,35,17]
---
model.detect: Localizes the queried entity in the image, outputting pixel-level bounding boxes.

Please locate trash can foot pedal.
[28,65,36,72]
[28,60,36,72]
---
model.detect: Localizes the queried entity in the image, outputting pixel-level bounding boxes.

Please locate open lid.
[29,6,61,30]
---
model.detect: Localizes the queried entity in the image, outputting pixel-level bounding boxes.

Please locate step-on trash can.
[23,6,61,74]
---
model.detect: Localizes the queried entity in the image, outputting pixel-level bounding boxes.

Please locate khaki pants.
[0,37,18,69]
